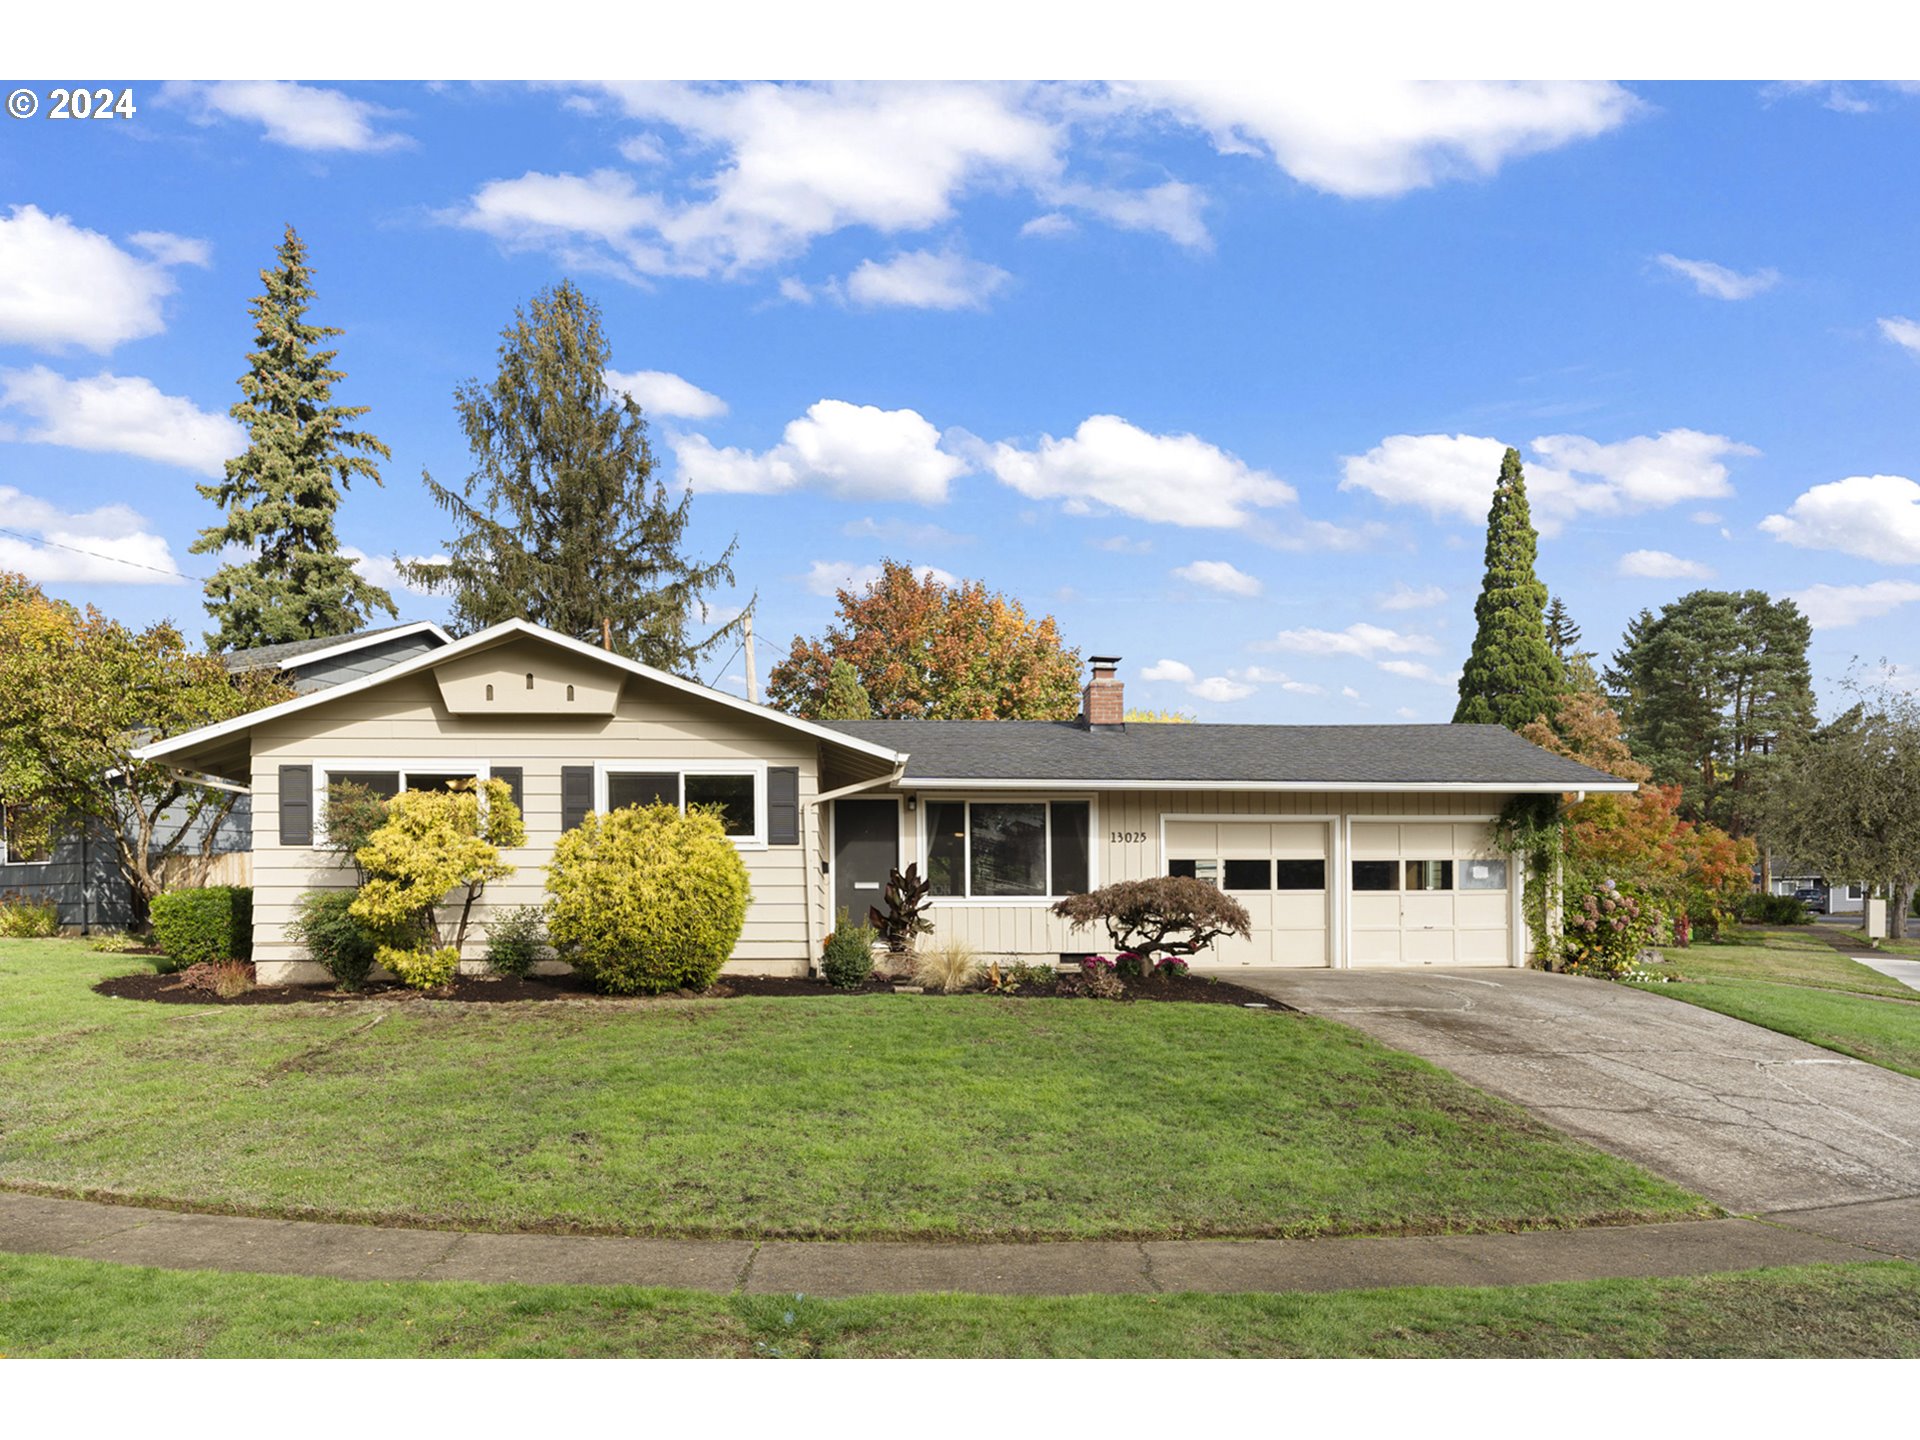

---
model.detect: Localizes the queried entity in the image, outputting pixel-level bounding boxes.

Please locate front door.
[833,798,899,929]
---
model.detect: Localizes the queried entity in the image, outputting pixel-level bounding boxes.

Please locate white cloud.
[1171,559,1262,597]
[1339,429,1754,535]
[464,83,1060,280]
[843,516,967,546]
[803,559,955,597]
[981,414,1296,528]
[1341,686,1362,701]
[777,277,815,305]
[1115,80,1637,198]
[1618,549,1715,580]
[1377,659,1458,686]
[1374,581,1448,611]
[1654,254,1780,300]
[1878,316,1920,356]
[0,205,205,354]
[1255,623,1439,658]
[1091,535,1152,554]
[1760,474,1920,564]
[1188,675,1255,703]
[1041,180,1209,249]
[165,81,409,152]
[672,400,965,504]
[0,486,184,585]
[340,545,448,598]
[1230,665,1322,694]
[1790,580,1920,629]
[1140,659,1197,683]
[1691,510,1723,525]
[603,368,727,420]
[840,249,1011,310]
[1020,212,1077,239]
[127,232,212,269]
[0,367,243,476]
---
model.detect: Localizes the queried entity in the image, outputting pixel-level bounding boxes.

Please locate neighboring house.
[134,621,1634,985]
[0,622,449,931]
[1762,861,1865,917]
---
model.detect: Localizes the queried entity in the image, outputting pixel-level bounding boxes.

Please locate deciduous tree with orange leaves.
[767,559,1082,720]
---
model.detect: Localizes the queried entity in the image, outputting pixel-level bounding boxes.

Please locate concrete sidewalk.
[0,1191,1899,1297]
[1853,953,1920,994]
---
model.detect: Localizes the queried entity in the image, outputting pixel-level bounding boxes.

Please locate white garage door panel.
[1347,820,1512,968]
[1176,818,1331,968]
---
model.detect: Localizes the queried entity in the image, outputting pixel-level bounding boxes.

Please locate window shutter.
[278,766,313,847]
[560,766,595,832]
[493,766,525,817]
[768,766,800,846]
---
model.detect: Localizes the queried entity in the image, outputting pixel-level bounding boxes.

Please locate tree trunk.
[1892,878,1913,942]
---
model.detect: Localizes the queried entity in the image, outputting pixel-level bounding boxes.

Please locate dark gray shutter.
[560,766,595,832]
[278,765,312,846]
[768,766,800,846]
[493,766,525,817]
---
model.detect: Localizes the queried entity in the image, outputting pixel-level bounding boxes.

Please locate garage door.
[1348,821,1512,966]
[1164,819,1331,967]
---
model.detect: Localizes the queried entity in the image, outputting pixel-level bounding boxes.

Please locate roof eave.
[898,777,1639,793]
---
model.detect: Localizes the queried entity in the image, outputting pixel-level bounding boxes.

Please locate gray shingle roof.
[219,623,434,672]
[817,720,1627,788]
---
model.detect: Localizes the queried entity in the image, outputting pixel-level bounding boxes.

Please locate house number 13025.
[1109,830,1148,844]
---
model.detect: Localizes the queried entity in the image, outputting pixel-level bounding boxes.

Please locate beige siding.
[252,673,822,978]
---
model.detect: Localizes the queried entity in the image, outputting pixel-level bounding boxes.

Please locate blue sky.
[5,78,1920,718]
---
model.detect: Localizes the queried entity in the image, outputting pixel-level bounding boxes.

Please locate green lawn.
[1644,926,1920,1079]
[1840,929,1920,960]
[2,1252,1914,1357]
[0,939,1703,1240]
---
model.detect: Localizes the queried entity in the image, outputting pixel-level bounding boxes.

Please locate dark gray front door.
[834,798,899,928]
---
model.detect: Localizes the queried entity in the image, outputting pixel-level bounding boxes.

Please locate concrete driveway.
[1234,967,1920,1259]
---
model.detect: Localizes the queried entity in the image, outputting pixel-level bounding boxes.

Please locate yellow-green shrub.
[350,780,522,953]
[378,943,461,991]
[545,803,751,995]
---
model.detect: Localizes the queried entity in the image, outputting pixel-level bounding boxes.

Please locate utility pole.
[743,609,758,704]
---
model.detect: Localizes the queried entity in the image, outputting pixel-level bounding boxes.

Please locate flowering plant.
[1081,954,1117,973]
[1560,880,1654,979]
[1152,953,1190,979]
[1113,950,1149,979]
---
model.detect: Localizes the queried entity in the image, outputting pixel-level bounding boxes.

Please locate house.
[1760,860,1865,917]
[132,620,1634,984]
[0,622,448,931]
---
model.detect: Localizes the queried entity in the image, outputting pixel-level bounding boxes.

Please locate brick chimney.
[1081,655,1124,729]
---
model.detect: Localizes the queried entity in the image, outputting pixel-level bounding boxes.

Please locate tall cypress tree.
[1453,447,1564,729]
[402,281,741,674]
[194,224,395,650]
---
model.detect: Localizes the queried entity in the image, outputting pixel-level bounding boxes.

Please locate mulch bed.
[95,966,1293,1010]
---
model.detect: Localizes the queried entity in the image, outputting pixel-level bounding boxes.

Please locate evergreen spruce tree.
[1452,448,1565,730]
[1545,593,1601,693]
[403,281,741,674]
[194,225,395,649]
[815,659,874,720]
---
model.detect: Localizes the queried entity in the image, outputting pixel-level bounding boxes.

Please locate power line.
[0,525,203,583]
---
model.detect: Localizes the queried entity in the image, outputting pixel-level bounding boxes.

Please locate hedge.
[149,886,252,970]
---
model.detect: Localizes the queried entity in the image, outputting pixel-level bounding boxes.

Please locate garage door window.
[1352,860,1398,891]
[1223,859,1270,890]
[1460,859,1508,890]
[1404,860,1454,891]
[1274,859,1326,890]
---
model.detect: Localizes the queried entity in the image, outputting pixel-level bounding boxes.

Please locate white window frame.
[595,760,769,850]
[919,793,1099,905]
[310,760,493,845]
[0,802,53,867]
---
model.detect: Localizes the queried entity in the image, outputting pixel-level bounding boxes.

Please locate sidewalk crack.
[734,1241,761,1293]
[1137,1241,1163,1294]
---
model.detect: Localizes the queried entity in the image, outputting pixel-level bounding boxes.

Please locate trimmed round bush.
[149,886,252,971]
[287,889,381,991]
[546,803,751,995]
